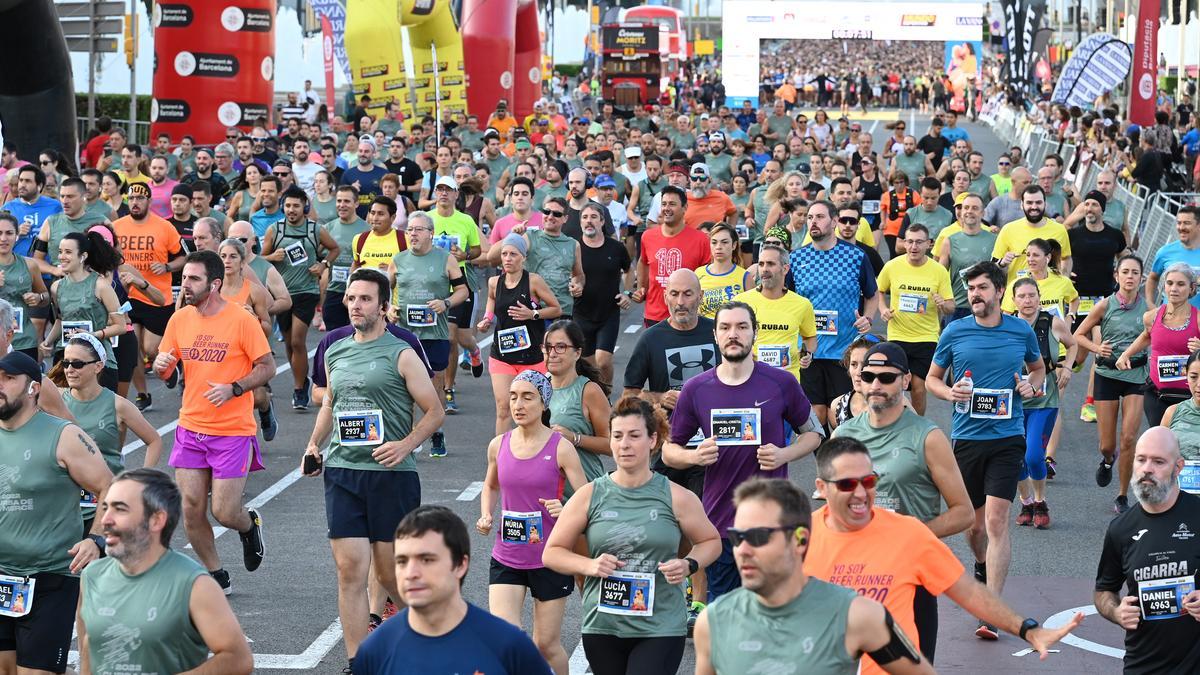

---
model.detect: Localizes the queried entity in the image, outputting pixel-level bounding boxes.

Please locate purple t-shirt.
[669,361,812,532]
[312,323,433,387]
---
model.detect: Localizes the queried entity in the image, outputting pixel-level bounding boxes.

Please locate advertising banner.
[1129,0,1160,125]
[1051,33,1132,109]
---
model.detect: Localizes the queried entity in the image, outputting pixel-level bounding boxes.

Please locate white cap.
[435,176,459,191]
[624,146,642,158]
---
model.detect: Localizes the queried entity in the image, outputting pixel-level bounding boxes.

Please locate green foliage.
[74,94,153,123]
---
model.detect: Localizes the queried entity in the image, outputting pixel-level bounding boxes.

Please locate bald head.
[228,220,254,241]
[1131,426,1184,509]
[664,268,702,330]
[1137,426,1182,462]
[192,217,223,252]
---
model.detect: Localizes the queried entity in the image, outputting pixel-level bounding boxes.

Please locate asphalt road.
[76,113,1133,673]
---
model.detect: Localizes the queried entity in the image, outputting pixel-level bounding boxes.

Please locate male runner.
[574,201,633,386]
[733,244,816,384]
[34,177,108,272]
[991,185,1072,285]
[429,176,484,411]
[321,185,370,330]
[250,175,285,238]
[636,186,711,327]
[154,250,274,594]
[351,196,408,272]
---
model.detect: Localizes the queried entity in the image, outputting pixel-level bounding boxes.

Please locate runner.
[352,506,553,674]
[742,159,783,266]
[0,213,47,360]
[261,186,340,411]
[341,136,389,218]
[78,467,254,673]
[41,231,124,390]
[0,350,113,675]
[693,477,932,675]
[663,301,822,601]
[492,189,583,320]
[936,193,994,320]
[1146,206,1200,309]
[543,396,721,675]
[991,185,1072,285]
[321,185,370,331]
[478,370,586,673]
[154,250,273,594]
[636,186,712,327]
[804,438,1079,672]
[1094,426,1200,674]
[898,178,955,251]
[302,268,443,672]
[431,176,485,413]
[350,196,408,272]
[696,223,749,320]
[924,260,1045,639]
[389,210,467,458]
[828,334,884,430]
[1163,352,1200,457]
[249,174,286,238]
[33,177,108,276]
[876,223,953,415]
[543,320,613,488]
[790,200,879,426]
[228,220,293,319]
[572,200,633,387]
[732,244,815,383]
[217,237,278,440]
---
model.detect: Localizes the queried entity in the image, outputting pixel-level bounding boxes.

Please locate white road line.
[909,108,916,132]
[568,641,591,674]
[624,324,640,333]
[868,119,880,135]
[252,619,344,669]
[192,468,303,546]
[456,481,485,501]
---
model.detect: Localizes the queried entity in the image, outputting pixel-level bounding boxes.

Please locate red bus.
[620,5,687,64]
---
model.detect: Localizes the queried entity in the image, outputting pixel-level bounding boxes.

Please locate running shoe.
[259,401,278,442]
[211,568,231,595]
[135,393,153,412]
[469,347,484,378]
[973,562,987,585]
[1032,501,1051,529]
[444,388,458,414]
[240,508,265,572]
[1015,503,1034,527]
[1079,403,1097,423]
[687,601,706,638]
[1114,495,1130,514]
[429,432,447,458]
[292,381,310,411]
[975,623,999,640]
[383,599,400,621]
[1045,456,1057,479]
[458,349,470,371]
[1095,460,1114,487]
[164,362,182,389]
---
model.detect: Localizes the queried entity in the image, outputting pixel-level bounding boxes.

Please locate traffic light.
[124,13,135,67]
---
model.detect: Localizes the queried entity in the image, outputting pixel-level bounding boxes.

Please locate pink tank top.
[1149,304,1200,391]
[492,431,564,570]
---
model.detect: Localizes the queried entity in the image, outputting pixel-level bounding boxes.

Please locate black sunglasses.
[235,237,251,244]
[62,359,100,370]
[860,370,902,384]
[826,472,880,492]
[727,524,803,548]
[542,209,565,218]
[273,171,290,177]
[837,216,859,225]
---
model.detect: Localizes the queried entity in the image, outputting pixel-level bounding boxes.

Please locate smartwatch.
[685,557,699,576]
[88,533,107,555]
[231,382,245,397]
[1018,617,1039,641]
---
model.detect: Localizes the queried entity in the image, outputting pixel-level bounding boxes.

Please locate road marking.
[191,468,303,546]
[457,481,485,501]
[1011,648,1059,657]
[252,619,344,669]
[1043,604,1122,659]
[868,119,880,135]
[569,640,591,674]
[624,324,640,333]
[613,345,621,352]
[910,108,916,132]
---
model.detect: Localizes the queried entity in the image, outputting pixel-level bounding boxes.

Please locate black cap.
[0,351,42,383]
[863,342,909,374]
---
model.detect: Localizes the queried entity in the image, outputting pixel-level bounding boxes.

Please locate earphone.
[794,526,808,547]
[27,382,36,395]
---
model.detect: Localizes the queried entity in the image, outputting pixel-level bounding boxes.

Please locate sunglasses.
[542,209,565,218]
[226,134,237,139]
[837,216,859,225]
[235,237,251,244]
[998,161,1012,166]
[62,359,100,370]
[897,126,906,130]
[826,472,880,492]
[273,172,290,177]
[860,370,902,384]
[726,524,803,548]
[40,160,54,165]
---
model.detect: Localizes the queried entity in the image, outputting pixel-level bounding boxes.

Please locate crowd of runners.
[3,74,1200,675]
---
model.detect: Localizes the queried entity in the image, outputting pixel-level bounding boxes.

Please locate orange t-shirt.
[684,191,736,229]
[805,505,964,674]
[112,214,182,306]
[159,301,271,436]
[487,114,519,139]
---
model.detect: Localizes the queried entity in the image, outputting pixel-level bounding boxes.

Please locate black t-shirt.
[1069,225,1127,296]
[563,204,615,241]
[856,241,885,276]
[622,317,719,393]
[917,134,950,170]
[575,237,632,322]
[169,215,198,285]
[385,158,424,200]
[1095,491,1200,674]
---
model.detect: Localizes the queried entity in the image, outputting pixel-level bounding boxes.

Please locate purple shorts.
[169,426,265,479]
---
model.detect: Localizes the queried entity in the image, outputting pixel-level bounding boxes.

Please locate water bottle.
[954,370,973,414]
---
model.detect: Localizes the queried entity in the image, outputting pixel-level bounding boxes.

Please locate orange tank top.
[223,278,252,306]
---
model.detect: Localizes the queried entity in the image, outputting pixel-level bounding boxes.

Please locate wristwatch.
[1018,617,1039,641]
[685,557,699,575]
[88,533,107,555]
[231,382,245,397]
[533,309,541,320]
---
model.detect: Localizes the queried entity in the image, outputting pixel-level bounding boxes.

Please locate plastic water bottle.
[954,370,973,414]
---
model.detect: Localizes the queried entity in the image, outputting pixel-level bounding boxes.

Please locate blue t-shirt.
[1151,240,1200,309]
[790,241,878,360]
[250,207,285,238]
[1182,128,1199,154]
[932,314,1041,440]
[340,165,389,218]
[3,196,63,256]
[941,126,970,152]
[353,603,553,675]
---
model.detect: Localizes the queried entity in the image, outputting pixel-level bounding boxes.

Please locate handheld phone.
[302,454,323,475]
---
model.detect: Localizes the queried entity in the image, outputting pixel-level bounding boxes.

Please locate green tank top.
[969,175,993,205]
[832,409,941,522]
[270,219,321,295]
[236,189,254,222]
[907,206,954,243]
[81,551,208,673]
[1170,399,1200,460]
[635,177,666,222]
[246,255,271,286]
[325,331,417,472]
[63,388,122,519]
[708,580,858,675]
[391,247,452,340]
[583,472,684,638]
[1097,293,1149,384]
[526,229,577,315]
[0,411,78,576]
[1024,314,1061,410]
[730,192,751,225]
[992,173,1013,195]
[893,153,927,189]
[707,153,733,184]
[57,272,115,369]
[44,212,107,266]
[1104,200,1127,231]
[0,255,36,350]
[549,376,602,490]
[750,188,771,242]
[947,229,998,306]
[312,196,338,225]
[322,217,370,294]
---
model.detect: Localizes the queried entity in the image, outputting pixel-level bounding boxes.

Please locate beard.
[1131,471,1176,506]
[0,395,24,421]
[867,390,902,412]
[105,520,153,563]
[721,341,752,363]
[1024,208,1044,223]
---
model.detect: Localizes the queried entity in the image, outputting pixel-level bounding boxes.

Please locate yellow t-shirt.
[876,256,952,343]
[933,223,961,258]
[1001,271,1079,317]
[803,217,876,247]
[696,264,748,319]
[991,218,1072,284]
[733,288,817,383]
[353,230,405,271]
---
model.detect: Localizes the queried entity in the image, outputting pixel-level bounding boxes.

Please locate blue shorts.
[706,539,742,604]
[420,339,450,372]
[323,467,421,541]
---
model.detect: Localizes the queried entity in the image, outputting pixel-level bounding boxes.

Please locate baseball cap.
[358,135,376,150]
[0,351,41,383]
[577,117,590,125]
[689,163,711,179]
[954,191,971,206]
[595,175,616,189]
[863,342,909,374]
[434,176,459,191]
[709,131,726,143]
[797,162,812,174]
[931,118,944,127]
[482,129,501,141]
[194,147,214,158]
[624,146,642,158]
[496,100,508,110]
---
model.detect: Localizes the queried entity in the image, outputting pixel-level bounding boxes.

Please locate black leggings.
[115,330,139,384]
[581,634,685,675]
[1143,387,1189,427]
[913,586,938,663]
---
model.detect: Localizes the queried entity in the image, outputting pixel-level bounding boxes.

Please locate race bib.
[331,265,350,284]
[433,234,461,252]
[501,511,544,544]
[1044,304,1063,319]
[814,310,838,335]
[60,320,93,347]
[1180,461,1200,495]
[1158,355,1188,383]
[969,388,1013,419]
[597,571,655,616]
[0,576,34,618]
[336,409,385,446]
[756,344,790,368]
[735,223,750,241]
[171,285,181,299]
[1078,296,1101,316]
[861,200,881,215]
[685,428,706,448]
[711,408,762,445]
[898,293,927,314]
[1138,575,1196,620]
[10,307,22,333]
[497,326,532,354]
[80,489,98,509]
[284,241,309,267]
[406,304,436,327]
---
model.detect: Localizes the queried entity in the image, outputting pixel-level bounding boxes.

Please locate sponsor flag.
[1051,33,1132,109]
